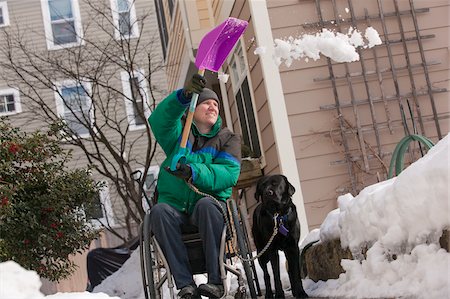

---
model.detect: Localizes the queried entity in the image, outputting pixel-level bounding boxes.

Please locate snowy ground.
[2,134,449,299]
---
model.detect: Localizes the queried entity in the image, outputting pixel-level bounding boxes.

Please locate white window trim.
[110,0,139,40]
[54,79,94,138]
[89,183,116,229]
[134,166,159,212]
[40,0,84,50]
[0,1,10,27]
[0,88,22,116]
[120,70,151,131]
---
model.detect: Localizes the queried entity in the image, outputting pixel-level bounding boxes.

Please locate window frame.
[40,0,84,50]
[110,0,139,39]
[0,88,22,116]
[134,166,159,212]
[120,70,151,131]
[87,182,116,229]
[0,1,10,27]
[228,39,264,161]
[54,79,94,138]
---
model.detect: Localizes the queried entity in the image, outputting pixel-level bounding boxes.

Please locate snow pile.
[309,133,450,299]
[0,261,119,299]
[0,261,45,299]
[263,26,382,66]
[93,250,145,299]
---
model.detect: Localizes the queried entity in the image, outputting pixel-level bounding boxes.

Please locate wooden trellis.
[303,0,448,194]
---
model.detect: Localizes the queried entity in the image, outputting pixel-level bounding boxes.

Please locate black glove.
[164,163,192,180]
[183,74,206,99]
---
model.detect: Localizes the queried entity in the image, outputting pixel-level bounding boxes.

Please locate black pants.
[149,197,225,289]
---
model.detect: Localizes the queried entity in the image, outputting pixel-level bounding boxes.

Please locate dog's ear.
[254,176,266,202]
[283,175,295,196]
[254,185,262,202]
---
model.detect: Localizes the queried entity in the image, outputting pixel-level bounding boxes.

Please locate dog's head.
[254,175,295,207]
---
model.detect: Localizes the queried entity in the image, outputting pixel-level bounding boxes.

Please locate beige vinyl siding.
[266,0,449,229]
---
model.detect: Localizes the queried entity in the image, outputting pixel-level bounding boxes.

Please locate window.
[229,41,262,158]
[121,70,150,130]
[167,0,175,16]
[0,88,21,116]
[55,80,93,137]
[0,1,10,27]
[41,0,83,50]
[85,183,115,228]
[110,0,139,39]
[154,0,168,59]
[134,166,159,212]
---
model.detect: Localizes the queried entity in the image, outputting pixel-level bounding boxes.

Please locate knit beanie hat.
[197,88,220,109]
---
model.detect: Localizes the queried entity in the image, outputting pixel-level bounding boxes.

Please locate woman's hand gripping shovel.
[170,17,248,171]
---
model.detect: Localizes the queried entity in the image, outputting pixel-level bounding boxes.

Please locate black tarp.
[86,237,139,291]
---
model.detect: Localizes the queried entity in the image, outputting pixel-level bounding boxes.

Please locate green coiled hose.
[388,134,435,179]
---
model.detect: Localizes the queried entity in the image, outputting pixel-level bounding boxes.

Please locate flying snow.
[254,26,383,66]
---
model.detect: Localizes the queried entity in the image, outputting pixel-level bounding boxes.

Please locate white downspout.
[248,0,309,239]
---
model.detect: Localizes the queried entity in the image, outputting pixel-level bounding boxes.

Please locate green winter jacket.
[148,90,241,215]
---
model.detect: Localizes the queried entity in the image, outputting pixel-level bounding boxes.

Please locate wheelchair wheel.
[229,199,258,299]
[140,214,166,299]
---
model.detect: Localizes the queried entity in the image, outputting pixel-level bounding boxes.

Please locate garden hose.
[388,134,434,179]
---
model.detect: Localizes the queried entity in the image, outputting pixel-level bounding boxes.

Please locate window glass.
[118,11,131,36]
[130,77,145,126]
[52,22,76,45]
[117,0,129,11]
[60,84,91,136]
[0,94,15,114]
[49,0,73,20]
[117,0,131,36]
[85,191,104,220]
[0,1,9,27]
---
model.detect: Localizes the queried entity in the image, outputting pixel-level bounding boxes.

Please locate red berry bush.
[0,119,101,281]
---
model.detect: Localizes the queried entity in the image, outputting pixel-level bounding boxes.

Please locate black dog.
[252,175,308,298]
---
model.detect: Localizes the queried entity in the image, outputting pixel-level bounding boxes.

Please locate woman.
[148,74,241,299]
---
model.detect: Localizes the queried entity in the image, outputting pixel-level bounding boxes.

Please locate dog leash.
[186,180,279,262]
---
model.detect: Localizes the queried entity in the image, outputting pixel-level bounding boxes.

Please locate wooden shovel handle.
[179,69,205,149]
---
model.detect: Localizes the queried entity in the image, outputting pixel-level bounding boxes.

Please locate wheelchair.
[139,197,261,299]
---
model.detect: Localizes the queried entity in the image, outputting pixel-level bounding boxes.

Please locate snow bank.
[0,261,120,299]
[0,261,45,299]
[307,133,450,299]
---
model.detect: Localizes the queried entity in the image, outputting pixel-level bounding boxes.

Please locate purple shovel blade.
[195,17,248,72]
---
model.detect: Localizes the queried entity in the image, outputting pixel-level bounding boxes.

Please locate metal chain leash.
[186,180,279,262]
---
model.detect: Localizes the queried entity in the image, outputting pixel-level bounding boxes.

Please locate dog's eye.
[267,189,274,196]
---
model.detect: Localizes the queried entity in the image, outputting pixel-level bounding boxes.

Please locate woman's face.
[193,99,219,129]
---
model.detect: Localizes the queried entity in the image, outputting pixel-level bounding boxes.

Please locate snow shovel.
[170,17,248,171]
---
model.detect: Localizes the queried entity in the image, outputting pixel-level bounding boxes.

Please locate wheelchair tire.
[229,199,258,299]
[140,214,159,299]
